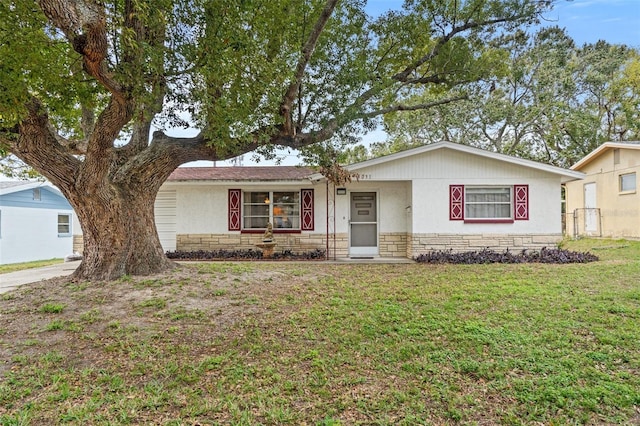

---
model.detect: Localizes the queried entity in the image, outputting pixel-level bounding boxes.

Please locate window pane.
[273,192,299,229]
[620,173,636,192]
[243,216,269,229]
[248,192,269,204]
[243,192,270,229]
[465,187,512,219]
[466,187,510,202]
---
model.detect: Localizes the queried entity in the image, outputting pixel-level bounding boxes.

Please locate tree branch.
[4,98,80,189]
[280,0,339,136]
[38,0,125,100]
[360,95,469,119]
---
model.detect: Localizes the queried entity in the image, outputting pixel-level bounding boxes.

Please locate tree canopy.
[0,0,551,280]
[373,26,640,167]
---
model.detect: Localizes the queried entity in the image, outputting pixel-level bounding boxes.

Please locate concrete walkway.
[0,261,81,294]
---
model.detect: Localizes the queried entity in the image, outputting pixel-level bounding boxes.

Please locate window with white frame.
[465,187,513,219]
[242,191,300,229]
[33,188,41,201]
[619,172,636,192]
[57,213,71,236]
[450,184,529,222]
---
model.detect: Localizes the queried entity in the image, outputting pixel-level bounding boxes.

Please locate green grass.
[0,258,64,274]
[39,302,66,314]
[0,239,638,424]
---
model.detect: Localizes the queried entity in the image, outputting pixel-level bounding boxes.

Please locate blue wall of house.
[0,187,72,210]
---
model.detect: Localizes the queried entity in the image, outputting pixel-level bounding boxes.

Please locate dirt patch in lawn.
[0,263,316,377]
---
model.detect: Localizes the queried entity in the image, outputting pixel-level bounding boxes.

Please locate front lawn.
[0,239,638,424]
[0,258,63,275]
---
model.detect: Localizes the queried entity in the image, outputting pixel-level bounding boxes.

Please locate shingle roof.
[168,166,315,182]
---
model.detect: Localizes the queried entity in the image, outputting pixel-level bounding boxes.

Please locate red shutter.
[514,185,529,220]
[450,185,464,220]
[228,189,241,230]
[301,189,314,230]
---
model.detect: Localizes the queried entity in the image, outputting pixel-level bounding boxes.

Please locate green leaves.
[379,23,640,168]
[2,0,551,169]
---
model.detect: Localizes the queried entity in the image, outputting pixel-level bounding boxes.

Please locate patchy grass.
[0,239,639,424]
[0,258,63,274]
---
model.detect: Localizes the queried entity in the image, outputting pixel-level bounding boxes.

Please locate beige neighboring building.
[565,142,640,239]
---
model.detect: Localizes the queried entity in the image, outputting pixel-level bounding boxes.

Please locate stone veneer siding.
[378,233,408,258]
[73,235,84,254]
[71,232,557,259]
[408,233,562,258]
[177,233,330,254]
[176,232,409,258]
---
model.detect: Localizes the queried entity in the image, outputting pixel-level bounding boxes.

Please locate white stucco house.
[0,182,75,264]
[156,142,585,259]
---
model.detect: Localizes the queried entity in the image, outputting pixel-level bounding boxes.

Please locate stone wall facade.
[176,233,333,254]
[73,232,558,259]
[73,235,84,254]
[379,233,408,258]
[175,232,409,258]
[408,233,562,257]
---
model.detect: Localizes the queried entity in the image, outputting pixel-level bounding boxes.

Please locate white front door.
[349,192,378,257]
[584,183,597,233]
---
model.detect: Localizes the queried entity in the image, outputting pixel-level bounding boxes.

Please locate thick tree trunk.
[67,183,175,281]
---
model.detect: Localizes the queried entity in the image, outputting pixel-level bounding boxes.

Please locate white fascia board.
[0,182,58,196]
[570,141,640,171]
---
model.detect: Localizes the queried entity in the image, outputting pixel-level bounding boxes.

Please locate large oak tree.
[0,0,549,281]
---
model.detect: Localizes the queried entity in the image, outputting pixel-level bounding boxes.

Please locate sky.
[365,0,639,48]
[205,0,640,167]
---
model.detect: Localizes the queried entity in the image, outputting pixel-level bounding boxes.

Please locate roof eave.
[0,182,58,196]
[571,142,640,171]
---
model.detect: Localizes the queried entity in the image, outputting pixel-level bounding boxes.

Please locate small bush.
[166,248,326,261]
[414,247,599,264]
[40,303,66,314]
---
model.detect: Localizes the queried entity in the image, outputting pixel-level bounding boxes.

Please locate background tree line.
[342,26,639,168]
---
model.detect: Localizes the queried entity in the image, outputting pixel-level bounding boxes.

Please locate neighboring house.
[0,182,75,264]
[565,142,640,239]
[158,141,584,259]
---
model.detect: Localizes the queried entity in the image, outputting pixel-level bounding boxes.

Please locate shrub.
[414,247,598,264]
[166,248,326,261]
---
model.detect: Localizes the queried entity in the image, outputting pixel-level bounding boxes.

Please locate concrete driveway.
[0,261,81,294]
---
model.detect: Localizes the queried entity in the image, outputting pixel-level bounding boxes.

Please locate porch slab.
[330,257,415,264]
